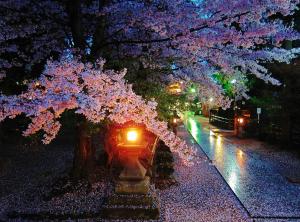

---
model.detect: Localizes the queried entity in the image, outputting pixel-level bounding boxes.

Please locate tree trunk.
[67,0,111,180]
[71,120,95,180]
[66,0,85,49]
[90,0,110,60]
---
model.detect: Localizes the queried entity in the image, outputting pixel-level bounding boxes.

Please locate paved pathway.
[165,125,251,222]
[185,115,300,221]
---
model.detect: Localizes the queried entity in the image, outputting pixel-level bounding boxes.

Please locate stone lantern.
[102,121,160,220]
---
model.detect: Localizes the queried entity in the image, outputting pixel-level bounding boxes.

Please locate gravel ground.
[0,128,251,221]
[0,143,73,198]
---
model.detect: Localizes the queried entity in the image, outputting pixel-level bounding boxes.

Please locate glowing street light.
[189,85,197,93]
[209,97,213,102]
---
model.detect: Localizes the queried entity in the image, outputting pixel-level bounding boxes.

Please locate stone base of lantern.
[115,176,150,194]
[102,185,160,220]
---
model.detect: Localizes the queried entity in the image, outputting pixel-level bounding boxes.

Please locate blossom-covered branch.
[1,0,299,105]
[0,57,196,164]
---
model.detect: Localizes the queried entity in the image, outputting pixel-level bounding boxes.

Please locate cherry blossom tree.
[0,1,67,79]
[1,0,300,176]
[0,57,195,177]
[1,0,299,101]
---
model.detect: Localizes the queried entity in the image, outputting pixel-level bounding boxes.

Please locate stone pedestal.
[102,147,159,220]
[118,152,147,180]
[115,176,150,194]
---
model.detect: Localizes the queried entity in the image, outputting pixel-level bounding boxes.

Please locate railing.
[209,114,234,130]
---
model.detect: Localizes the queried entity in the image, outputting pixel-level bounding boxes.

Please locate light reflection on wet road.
[186,115,300,218]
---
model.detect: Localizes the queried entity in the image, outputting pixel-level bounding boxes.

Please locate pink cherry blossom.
[0,57,196,164]
[1,0,299,105]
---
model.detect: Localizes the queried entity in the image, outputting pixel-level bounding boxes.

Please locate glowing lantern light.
[126,129,138,142]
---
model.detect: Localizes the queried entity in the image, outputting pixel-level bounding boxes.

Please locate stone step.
[102,198,160,220]
[107,192,156,206]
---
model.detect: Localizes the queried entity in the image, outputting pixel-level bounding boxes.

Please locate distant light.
[230,79,237,84]
[190,87,196,93]
[238,118,244,124]
[209,98,213,102]
[126,130,138,142]
[168,83,182,94]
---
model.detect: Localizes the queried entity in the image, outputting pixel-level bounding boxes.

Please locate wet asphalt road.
[185,115,300,219]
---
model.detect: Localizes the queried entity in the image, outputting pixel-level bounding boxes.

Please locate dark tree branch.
[104,11,249,46]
